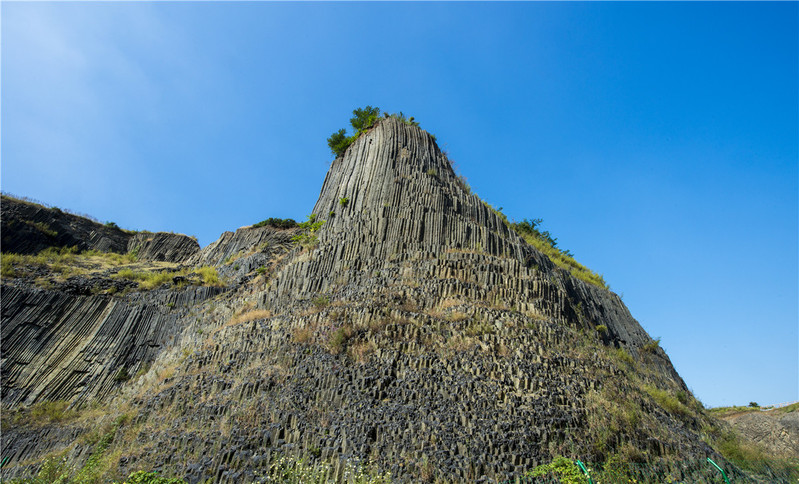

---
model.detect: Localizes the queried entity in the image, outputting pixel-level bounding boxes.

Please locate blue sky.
[2,2,796,408]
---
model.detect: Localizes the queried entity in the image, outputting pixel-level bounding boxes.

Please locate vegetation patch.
[291,214,325,249]
[512,219,608,289]
[524,456,588,484]
[252,218,297,229]
[1,246,139,283]
[114,266,221,291]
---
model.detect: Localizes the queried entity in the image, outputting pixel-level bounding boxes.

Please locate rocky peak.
[312,117,525,261]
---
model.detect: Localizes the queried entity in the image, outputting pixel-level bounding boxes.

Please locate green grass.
[115,266,222,291]
[521,233,608,289]
[1,247,140,282]
[643,384,693,418]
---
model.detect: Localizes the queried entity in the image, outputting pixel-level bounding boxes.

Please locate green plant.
[252,218,298,229]
[426,168,437,177]
[642,337,661,353]
[327,106,382,157]
[350,106,381,134]
[512,218,608,289]
[614,348,635,366]
[339,197,349,207]
[389,111,419,127]
[327,129,353,158]
[29,400,75,424]
[256,266,267,275]
[2,257,16,278]
[104,221,119,229]
[749,401,759,408]
[27,221,58,238]
[643,384,692,418]
[264,455,391,484]
[328,325,353,354]
[291,214,325,248]
[524,456,588,484]
[312,296,330,309]
[596,324,608,335]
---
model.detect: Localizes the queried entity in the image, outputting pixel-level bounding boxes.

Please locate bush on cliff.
[327,106,382,157]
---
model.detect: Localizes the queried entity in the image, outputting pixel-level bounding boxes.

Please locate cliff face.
[1,196,200,263]
[1,118,733,483]
[271,118,664,361]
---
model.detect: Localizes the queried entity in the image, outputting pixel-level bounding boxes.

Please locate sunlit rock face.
[1,117,723,483]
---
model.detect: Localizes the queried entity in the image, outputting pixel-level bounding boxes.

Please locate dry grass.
[348,340,377,363]
[229,309,272,325]
[293,326,314,344]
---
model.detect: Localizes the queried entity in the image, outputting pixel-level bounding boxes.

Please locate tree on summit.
[350,106,381,134]
[327,106,382,158]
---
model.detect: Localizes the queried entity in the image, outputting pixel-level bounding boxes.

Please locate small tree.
[327,129,352,158]
[327,106,382,158]
[350,106,381,134]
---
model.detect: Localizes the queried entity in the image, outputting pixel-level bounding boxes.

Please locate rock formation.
[0,117,779,482]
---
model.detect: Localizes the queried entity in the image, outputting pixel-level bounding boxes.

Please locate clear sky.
[2,2,796,409]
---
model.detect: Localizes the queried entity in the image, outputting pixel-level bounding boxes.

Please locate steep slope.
[1,195,200,263]
[2,117,768,483]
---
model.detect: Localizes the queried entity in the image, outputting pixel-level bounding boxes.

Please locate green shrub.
[252,218,297,229]
[327,106,381,158]
[596,324,608,335]
[350,105,381,134]
[27,221,58,238]
[339,197,349,207]
[327,129,354,158]
[524,456,588,484]
[196,266,221,286]
[291,214,325,248]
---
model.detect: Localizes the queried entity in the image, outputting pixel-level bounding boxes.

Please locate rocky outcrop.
[189,225,298,268]
[723,409,799,457]
[267,118,671,371]
[1,196,130,255]
[0,283,224,407]
[1,196,200,263]
[127,232,199,264]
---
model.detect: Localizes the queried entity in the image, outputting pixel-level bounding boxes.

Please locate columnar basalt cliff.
[1,117,768,483]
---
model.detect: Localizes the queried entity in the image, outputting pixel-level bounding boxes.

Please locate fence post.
[707,458,730,483]
[575,460,594,484]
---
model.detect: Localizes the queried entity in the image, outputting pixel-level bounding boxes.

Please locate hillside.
[1,115,795,483]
